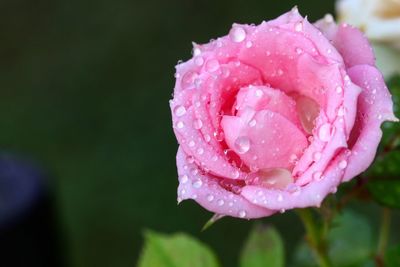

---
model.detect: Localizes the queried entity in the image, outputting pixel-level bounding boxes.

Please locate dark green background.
[2,1,398,267]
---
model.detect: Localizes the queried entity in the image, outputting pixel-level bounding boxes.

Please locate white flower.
[337,0,400,77]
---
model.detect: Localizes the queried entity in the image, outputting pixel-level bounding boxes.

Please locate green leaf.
[240,225,284,267]
[293,210,373,267]
[368,179,400,209]
[386,244,400,267]
[137,230,220,267]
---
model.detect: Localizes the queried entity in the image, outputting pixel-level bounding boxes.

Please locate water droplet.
[248,119,257,127]
[295,47,303,54]
[194,56,204,66]
[174,105,186,117]
[296,95,320,134]
[277,194,283,202]
[180,189,186,195]
[194,78,203,89]
[318,123,333,142]
[212,155,218,161]
[204,134,211,142]
[180,175,188,183]
[313,171,323,181]
[229,26,246,43]
[207,194,214,202]
[193,119,203,129]
[187,156,195,163]
[295,21,303,32]
[339,160,347,169]
[245,40,253,48]
[238,210,247,218]
[277,69,283,76]
[188,140,196,147]
[193,46,201,56]
[193,179,202,188]
[337,106,346,116]
[217,199,224,206]
[197,147,204,155]
[255,89,263,98]
[181,71,198,89]
[234,136,251,154]
[232,169,240,179]
[336,86,343,94]
[313,152,322,161]
[258,168,294,190]
[205,59,219,72]
[214,131,225,142]
[176,121,185,129]
[286,183,301,195]
[221,67,230,78]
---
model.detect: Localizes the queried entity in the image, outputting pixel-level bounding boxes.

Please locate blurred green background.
[1,1,399,267]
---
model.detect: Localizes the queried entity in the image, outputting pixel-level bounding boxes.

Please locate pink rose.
[170,8,397,219]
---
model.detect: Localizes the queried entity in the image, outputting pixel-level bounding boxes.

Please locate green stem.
[376,208,391,266]
[297,209,332,267]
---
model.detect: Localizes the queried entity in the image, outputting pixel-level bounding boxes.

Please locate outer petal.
[344,65,398,181]
[241,150,349,210]
[333,24,376,68]
[176,147,274,219]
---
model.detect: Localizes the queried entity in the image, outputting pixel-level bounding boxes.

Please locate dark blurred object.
[0,154,64,267]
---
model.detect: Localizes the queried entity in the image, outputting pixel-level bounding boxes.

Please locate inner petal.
[221,109,308,171]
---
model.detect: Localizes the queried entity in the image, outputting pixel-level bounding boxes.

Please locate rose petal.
[343,65,398,181]
[333,24,376,68]
[241,150,349,210]
[176,147,274,218]
[222,109,308,170]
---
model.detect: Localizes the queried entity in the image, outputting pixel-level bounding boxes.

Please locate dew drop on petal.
[248,119,257,127]
[217,199,224,206]
[295,21,303,32]
[296,96,320,134]
[232,169,240,179]
[255,89,263,98]
[313,171,323,181]
[318,123,333,142]
[188,140,196,147]
[313,152,322,161]
[197,147,204,155]
[258,168,293,189]
[174,105,186,117]
[181,71,198,89]
[176,121,185,129]
[180,175,188,184]
[245,40,253,48]
[193,179,203,188]
[193,119,203,129]
[204,134,211,142]
[205,59,220,72]
[194,56,204,66]
[336,86,343,94]
[238,210,247,218]
[234,136,251,154]
[207,194,214,202]
[339,160,348,169]
[187,156,195,163]
[277,194,283,202]
[229,26,246,43]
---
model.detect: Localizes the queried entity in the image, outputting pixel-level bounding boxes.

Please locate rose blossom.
[169,8,397,219]
[337,0,400,77]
